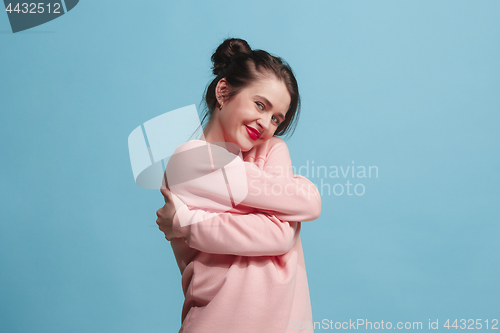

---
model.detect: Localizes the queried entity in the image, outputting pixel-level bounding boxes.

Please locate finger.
[156,217,165,231]
[162,171,170,190]
[160,186,172,203]
[160,186,170,197]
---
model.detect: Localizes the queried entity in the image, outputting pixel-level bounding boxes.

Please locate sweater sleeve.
[241,137,321,222]
[171,202,300,256]
[166,138,321,222]
[165,138,317,256]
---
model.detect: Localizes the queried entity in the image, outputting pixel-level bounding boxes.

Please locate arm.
[158,138,318,255]
[166,137,321,222]
[158,187,299,256]
[172,203,300,256]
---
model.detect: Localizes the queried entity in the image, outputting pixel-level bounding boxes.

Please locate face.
[206,75,291,152]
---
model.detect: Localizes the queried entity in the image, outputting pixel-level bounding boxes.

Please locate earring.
[217,94,223,109]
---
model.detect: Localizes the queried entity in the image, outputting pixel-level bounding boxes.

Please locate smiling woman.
[156,38,321,333]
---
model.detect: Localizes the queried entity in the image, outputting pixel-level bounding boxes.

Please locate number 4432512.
[5,3,62,14]
[444,319,498,330]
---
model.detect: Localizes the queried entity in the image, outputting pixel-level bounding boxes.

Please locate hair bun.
[211,38,251,76]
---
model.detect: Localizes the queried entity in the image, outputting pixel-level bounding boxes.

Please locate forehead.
[244,76,291,114]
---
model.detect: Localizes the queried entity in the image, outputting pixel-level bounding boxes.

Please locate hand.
[156,186,177,241]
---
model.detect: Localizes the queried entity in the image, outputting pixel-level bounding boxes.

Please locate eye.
[255,101,265,110]
[272,115,281,125]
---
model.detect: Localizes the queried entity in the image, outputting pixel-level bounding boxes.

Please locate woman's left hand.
[156,186,178,241]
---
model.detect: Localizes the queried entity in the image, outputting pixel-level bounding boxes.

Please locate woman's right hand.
[156,186,178,241]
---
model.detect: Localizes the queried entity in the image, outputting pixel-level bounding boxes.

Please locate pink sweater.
[168,136,321,333]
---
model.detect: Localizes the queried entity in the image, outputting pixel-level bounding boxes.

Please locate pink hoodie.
[168,136,321,333]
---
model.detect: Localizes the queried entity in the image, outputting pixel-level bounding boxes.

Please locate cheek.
[261,131,274,141]
[223,110,238,128]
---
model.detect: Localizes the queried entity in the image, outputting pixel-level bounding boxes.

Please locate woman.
[156,38,321,333]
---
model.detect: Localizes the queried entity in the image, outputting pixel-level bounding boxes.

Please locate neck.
[200,115,247,155]
[201,115,224,143]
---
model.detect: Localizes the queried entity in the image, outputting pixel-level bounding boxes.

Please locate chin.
[239,143,253,152]
[235,130,255,152]
[241,138,259,152]
[222,136,251,153]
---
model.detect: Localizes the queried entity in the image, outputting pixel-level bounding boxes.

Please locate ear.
[215,78,229,102]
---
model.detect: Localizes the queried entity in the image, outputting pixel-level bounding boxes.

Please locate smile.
[245,125,260,141]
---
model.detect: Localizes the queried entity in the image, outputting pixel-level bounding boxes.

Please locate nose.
[255,114,272,133]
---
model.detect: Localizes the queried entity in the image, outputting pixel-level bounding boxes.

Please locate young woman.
[156,38,321,333]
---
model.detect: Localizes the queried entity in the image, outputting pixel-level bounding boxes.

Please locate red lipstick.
[245,125,260,141]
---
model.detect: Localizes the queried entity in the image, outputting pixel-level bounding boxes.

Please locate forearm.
[172,203,300,256]
[240,162,321,221]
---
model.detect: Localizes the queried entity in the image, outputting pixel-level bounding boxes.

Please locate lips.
[245,125,260,141]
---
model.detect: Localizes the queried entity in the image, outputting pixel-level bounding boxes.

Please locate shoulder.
[262,136,293,171]
[167,140,209,178]
[172,139,206,154]
[261,136,288,154]
[267,136,289,155]
[268,135,286,147]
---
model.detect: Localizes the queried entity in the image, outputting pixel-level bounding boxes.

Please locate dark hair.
[199,38,301,138]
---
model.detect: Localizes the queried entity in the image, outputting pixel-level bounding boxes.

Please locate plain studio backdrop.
[1,1,498,332]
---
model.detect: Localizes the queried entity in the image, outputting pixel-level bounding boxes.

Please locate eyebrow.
[255,95,286,121]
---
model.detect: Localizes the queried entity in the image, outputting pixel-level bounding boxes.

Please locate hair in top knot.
[211,38,252,76]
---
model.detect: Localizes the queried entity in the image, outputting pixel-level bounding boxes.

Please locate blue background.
[1,1,499,332]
